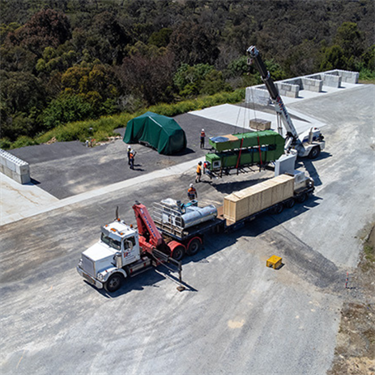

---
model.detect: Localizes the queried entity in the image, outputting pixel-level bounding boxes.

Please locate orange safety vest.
[129,152,134,159]
[201,131,205,138]
[188,187,196,194]
[196,165,202,174]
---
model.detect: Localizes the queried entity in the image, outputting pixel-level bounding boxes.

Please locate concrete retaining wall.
[324,69,359,84]
[275,82,300,97]
[0,149,31,184]
[302,76,323,92]
[246,69,359,105]
[245,87,270,106]
[322,72,342,87]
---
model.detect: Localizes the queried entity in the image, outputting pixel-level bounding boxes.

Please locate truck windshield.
[101,233,122,250]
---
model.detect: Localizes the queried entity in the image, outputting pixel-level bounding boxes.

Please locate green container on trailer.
[205,130,284,172]
[209,130,284,152]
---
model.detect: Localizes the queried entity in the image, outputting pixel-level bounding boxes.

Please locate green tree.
[361,45,375,70]
[168,22,220,65]
[35,46,77,75]
[335,22,364,59]
[173,63,231,97]
[116,51,175,105]
[11,9,71,58]
[42,94,93,130]
[148,28,173,48]
[60,63,119,115]
[320,45,347,71]
[0,70,45,114]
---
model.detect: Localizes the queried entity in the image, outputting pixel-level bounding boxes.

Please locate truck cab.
[77,219,143,292]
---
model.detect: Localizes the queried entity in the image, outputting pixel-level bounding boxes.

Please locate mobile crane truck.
[77,172,314,293]
[247,45,325,159]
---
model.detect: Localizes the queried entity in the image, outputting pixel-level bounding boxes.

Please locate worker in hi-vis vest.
[187,183,197,200]
[200,129,205,148]
[129,149,136,170]
[195,161,202,183]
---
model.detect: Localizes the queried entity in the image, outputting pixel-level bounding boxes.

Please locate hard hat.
[190,183,193,187]
[128,145,131,149]
[202,129,204,131]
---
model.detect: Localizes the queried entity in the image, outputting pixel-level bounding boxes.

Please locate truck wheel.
[172,246,185,261]
[297,192,308,203]
[187,238,202,256]
[285,198,295,209]
[272,203,284,214]
[308,146,320,159]
[105,273,123,293]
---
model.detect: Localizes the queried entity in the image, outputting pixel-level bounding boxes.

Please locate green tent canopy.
[123,112,187,155]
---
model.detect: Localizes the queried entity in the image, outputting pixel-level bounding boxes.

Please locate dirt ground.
[328,224,375,375]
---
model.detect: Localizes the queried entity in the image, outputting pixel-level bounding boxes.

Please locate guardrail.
[0,149,30,184]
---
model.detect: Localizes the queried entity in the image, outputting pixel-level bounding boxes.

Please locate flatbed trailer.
[152,179,314,256]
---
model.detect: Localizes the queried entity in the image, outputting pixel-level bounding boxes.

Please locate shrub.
[11,136,39,149]
[0,138,12,149]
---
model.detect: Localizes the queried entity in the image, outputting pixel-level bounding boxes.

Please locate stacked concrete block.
[0,149,31,184]
[245,69,359,106]
[301,76,323,92]
[245,86,270,106]
[275,81,300,97]
[322,72,342,88]
[322,69,359,84]
[336,69,359,84]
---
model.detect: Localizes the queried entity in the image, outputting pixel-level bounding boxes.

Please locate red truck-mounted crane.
[77,173,314,293]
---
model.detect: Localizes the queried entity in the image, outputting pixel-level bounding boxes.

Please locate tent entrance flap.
[123,112,187,155]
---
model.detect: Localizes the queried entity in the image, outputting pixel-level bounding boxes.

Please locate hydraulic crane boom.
[247,45,325,159]
[132,201,163,248]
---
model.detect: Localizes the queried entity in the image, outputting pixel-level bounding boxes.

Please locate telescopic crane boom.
[247,45,325,159]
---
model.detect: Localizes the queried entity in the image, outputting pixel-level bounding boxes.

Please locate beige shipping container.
[223,174,294,222]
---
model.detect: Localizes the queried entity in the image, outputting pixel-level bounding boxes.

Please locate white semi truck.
[77,172,314,293]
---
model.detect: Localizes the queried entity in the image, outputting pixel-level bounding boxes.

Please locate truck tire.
[285,198,295,209]
[297,192,308,203]
[172,245,185,261]
[308,146,320,159]
[186,238,202,256]
[105,273,123,293]
[272,203,284,214]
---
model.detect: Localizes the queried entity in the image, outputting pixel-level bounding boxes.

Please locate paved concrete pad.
[189,103,326,135]
[0,156,202,226]
[0,83,374,375]
[0,173,58,225]
[8,115,235,200]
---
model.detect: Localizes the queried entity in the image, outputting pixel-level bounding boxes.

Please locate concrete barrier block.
[286,91,296,97]
[246,87,270,106]
[4,166,13,178]
[0,164,4,173]
[12,170,23,184]
[0,148,31,184]
[5,159,16,172]
[21,173,31,184]
[276,81,299,98]
[302,78,323,92]
[323,74,341,87]
[16,164,30,175]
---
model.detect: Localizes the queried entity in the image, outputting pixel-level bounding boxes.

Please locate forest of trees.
[0,0,374,146]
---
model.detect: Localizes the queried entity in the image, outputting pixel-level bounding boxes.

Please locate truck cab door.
[122,235,140,265]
